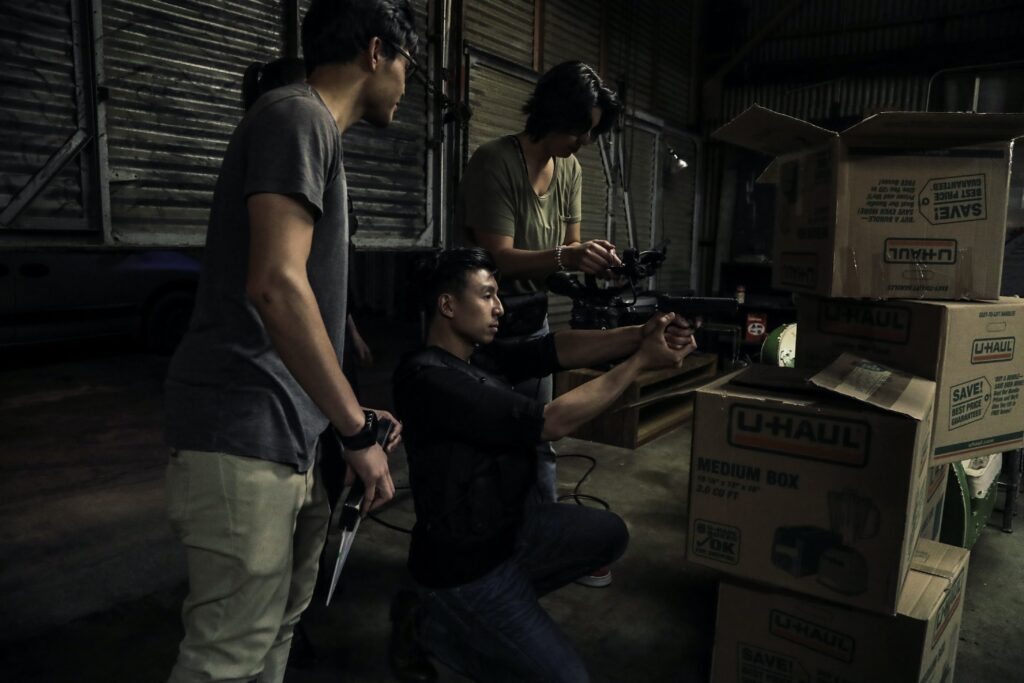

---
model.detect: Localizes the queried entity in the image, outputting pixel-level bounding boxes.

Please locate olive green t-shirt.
[456,136,582,293]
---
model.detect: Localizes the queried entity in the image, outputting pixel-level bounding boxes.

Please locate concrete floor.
[0,336,1021,682]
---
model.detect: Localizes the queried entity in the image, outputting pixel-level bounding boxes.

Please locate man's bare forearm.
[553,326,642,369]
[541,355,643,440]
[250,271,365,435]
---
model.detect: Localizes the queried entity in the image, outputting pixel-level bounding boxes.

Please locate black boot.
[389,590,438,683]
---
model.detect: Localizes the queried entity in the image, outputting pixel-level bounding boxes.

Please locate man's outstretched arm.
[542,314,697,441]
[552,316,696,370]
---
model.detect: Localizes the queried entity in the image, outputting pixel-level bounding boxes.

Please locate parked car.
[0,249,201,353]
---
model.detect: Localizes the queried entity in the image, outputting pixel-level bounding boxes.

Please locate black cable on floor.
[555,453,611,511]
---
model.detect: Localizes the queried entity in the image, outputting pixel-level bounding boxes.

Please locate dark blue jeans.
[417,503,629,683]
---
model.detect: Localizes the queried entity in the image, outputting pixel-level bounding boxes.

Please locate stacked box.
[795,296,1024,464]
[687,358,936,615]
[699,105,1011,682]
[711,540,969,683]
[712,105,1024,301]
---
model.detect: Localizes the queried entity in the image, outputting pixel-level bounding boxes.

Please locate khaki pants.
[166,450,330,683]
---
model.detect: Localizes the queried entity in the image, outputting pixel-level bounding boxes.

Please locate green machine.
[940,456,1004,548]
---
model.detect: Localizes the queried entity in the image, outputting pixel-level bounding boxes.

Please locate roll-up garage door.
[463,0,534,69]
[1,0,87,232]
[102,0,282,245]
[297,0,430,249]
[465,60,532,157]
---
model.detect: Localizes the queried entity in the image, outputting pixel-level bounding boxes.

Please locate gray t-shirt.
[165,84,347,472]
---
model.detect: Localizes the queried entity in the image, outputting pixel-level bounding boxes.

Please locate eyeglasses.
[388,41,424,84]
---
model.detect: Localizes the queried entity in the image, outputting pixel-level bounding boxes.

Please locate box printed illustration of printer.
[687,354,936,615]
[772,488,882,596]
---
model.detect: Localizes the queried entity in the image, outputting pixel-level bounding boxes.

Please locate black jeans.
[417,503,629,683]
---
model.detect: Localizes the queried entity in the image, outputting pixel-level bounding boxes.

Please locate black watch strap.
[336,409,377,450]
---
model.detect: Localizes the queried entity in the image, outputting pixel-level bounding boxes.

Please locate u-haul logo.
[933,572,965,647]
[819,300,912,343]
[971,337,1015,364]
[884,238,958,264]
[919,174,987,225]
[769,610,855,663]
[728,405,870,467]
[949,377,990,430]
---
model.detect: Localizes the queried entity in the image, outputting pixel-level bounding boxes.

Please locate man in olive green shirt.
[455,61,623,586]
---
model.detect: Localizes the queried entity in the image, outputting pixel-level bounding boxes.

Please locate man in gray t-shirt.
[163,2,420,682]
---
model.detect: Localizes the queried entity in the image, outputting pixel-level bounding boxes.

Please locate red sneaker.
[575,566,612,588]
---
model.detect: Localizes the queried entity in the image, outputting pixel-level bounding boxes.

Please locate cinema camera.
[546,244,738,330]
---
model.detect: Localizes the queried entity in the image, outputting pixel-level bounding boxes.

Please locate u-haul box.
[687,357,935,614]
[712,105,1024,301]
[796,296,1024,463]
[711,540,969,683]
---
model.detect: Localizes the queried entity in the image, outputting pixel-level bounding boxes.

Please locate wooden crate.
[553,353,719,449]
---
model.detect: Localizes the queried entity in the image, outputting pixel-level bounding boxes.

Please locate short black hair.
[523,61,621,141]
[412,248,498,322]
[241,58,306,111]
[302,0,418,75]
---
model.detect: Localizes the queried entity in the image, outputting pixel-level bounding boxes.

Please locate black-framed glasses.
[388,41,424,84]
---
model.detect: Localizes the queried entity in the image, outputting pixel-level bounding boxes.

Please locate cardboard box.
[796,296,1024,463]
[713,105,1024,300]
[711,540,969,683]
[687,357,935,614]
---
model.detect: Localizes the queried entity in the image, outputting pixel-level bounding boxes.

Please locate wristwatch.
[335,409,378,450]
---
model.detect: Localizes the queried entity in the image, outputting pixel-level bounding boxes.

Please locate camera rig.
[546,244,738,330]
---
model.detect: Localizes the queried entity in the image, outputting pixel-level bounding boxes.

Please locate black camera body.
[546,245,738,330]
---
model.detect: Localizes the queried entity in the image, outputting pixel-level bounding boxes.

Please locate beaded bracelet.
[555,244,567,271]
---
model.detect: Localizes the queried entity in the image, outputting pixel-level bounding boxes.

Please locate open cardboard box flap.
[714,105,1024,155]
[724,354,933,421]
[711,104,836,157]
[897,539,969,621]
[810,353,935,421]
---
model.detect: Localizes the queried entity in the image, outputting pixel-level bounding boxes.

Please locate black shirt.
[393,335,562,588]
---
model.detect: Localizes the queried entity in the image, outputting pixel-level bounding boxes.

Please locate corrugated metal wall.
[1,0,86,231]
[719,76,931,124]
[100,0,430,248]
[745,0,1022,63]
[465,62,533,156]
[714,0,1024,125]
[102,0,281,245]
[343,0,430,249]
[542,0,600,71]
[605,0,694,127]
[463,0,534,68]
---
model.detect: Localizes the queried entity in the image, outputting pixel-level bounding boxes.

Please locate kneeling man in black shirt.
[392,247,698,683]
